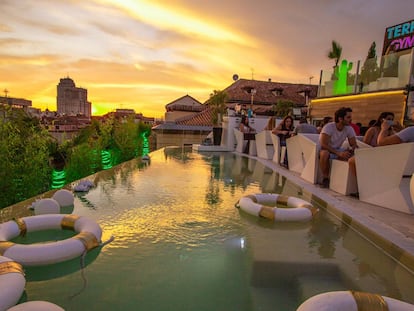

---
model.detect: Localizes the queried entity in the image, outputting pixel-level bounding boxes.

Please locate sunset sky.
[0,0,412,118]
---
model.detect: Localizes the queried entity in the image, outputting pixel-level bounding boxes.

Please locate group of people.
[266,115,318,167]
[318,107,414,190]
[239,108,414,192]
[240,114,320,164]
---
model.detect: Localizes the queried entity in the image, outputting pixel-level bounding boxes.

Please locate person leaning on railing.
[264,116,277,131]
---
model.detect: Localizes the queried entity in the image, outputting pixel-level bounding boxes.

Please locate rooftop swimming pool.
[9,147,414,310]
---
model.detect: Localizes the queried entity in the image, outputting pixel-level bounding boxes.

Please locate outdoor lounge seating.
[329,140,372,195]
[285,134,320,183]
[234,128,245,153]
[255,130,274,160]
[284,134,372,192]
[270,133,281,164]
[355,142,414,214]
[233,128,257,156]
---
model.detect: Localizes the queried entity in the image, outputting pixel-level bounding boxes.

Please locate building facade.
[152,79,318,150]
[57,77,92,118]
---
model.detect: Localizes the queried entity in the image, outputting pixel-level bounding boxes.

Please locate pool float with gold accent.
[0,214,102,266]
[0,255,25,311]
[236,193,318,222]
[297,290,414,311]
[7,301,64,311]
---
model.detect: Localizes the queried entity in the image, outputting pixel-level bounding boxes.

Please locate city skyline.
[0,0,413,118]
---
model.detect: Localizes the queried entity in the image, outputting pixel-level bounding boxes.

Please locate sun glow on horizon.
[2,0,411,120]
[100,0,252,46]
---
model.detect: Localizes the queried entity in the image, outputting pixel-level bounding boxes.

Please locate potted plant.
[208,90,228,145]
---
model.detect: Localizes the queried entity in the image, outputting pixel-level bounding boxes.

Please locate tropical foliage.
[359,42,380,87]
[273,100,294,118]
[327,40,343,68]
[208,90,228,126]
[0,107,151,209]
[0,106,52,208]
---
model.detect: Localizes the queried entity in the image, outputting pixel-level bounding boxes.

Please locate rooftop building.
[57,77,91,118]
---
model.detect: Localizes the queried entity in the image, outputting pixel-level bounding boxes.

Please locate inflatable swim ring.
[236,193,318,222]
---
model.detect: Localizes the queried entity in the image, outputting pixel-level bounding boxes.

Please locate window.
[271,88,283,96]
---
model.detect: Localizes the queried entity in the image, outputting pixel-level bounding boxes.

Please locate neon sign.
[382,19,414,55]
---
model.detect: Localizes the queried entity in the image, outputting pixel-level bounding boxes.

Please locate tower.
[56,77,92,117]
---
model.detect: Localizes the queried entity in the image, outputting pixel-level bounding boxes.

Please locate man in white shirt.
[319,107,357,188]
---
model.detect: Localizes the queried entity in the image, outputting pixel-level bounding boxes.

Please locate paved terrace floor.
[253,155,414,272]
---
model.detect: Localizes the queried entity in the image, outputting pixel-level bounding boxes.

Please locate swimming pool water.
[16,147,414,310]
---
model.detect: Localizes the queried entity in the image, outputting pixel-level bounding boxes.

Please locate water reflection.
[17,147,414,309]
[307,210,341,258]
[205,155,222,206]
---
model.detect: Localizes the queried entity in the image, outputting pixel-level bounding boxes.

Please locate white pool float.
[7,301,65,311]
[0,256,25,311]
[237,193,318,222]
[52,189,74,207]
[297,291,414,311]
[31,198,60,215]
[0,214,102,266]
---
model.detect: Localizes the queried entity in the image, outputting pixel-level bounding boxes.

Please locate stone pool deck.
[254,155,414,272]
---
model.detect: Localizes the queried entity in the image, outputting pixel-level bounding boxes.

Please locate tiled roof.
[165,94,203,109]
[223,78,318,106]
[152,122,211,131]
[176,107,213,126]
[156,79,317,129]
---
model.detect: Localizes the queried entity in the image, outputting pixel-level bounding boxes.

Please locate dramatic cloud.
[0,0,412,117]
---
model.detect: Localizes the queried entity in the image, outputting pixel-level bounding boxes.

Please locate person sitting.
[265,116,277,131]
[319,107,357,188]
[239,115,256,153]
[317,116,333,133]
[377,110,414,145]
[293,117,318,134]
[363,112,396,147]
[350,122,361,136]
[272,115,295,167]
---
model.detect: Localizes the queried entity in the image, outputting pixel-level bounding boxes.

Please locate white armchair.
[285,134,320,183]
[355,142,414,214]
[233,128,256,156]
[270,133,281,164]
[255,130,274,160]
[329,140,372,195]
[234,128,246,153]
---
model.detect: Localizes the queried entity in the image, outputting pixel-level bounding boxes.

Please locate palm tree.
[208,90,228,126]
[208,90,228,145]
[359,42,380,86]
[327,40,343,68]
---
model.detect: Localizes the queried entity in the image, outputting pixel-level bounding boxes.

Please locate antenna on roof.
[250,68,254,80]
[232,74,239,81]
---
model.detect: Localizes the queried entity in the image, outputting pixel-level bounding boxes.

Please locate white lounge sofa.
[285,134,371,192]
[355,142,414,214]
[233,128,257,156]
[329,140,372,195]
[285,134,321,183]
[255,130,274,160]
[270,133,281,164]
